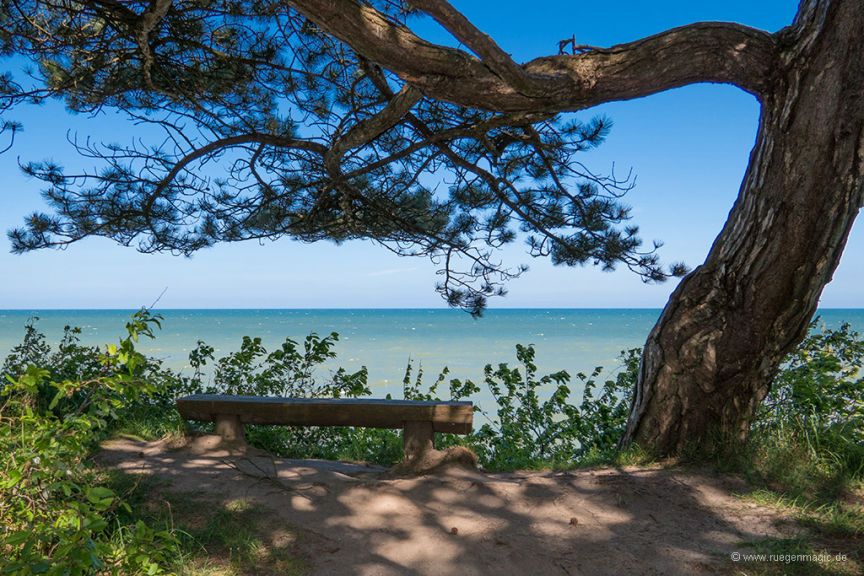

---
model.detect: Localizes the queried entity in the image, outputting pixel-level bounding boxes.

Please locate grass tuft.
[103,470,309,576]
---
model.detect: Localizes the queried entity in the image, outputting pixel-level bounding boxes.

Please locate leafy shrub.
[395,345,636,471]
[455,345,634,470]
[746,320,864,497]
[2,321,103,416]
[177,332,369,399]
[760,321,864,441]
[0,311,180,575]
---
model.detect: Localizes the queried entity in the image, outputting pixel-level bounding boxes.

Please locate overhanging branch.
[289,0,777,111]
[408,0,568,98]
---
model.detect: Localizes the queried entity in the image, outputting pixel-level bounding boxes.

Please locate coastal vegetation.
[1,311,862,574]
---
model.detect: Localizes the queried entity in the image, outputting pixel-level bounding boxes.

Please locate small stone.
[450,527,459,536]
[569,517,579,526]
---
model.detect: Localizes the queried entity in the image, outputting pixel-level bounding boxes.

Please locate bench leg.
[214,414,246,444]
[403,421,434,464]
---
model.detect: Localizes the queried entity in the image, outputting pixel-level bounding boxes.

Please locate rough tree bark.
[292,0,864,455]
[620,0,864,454]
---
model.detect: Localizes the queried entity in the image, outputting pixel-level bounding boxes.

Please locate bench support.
[210,416,436,462]
[403,421,434,464]
[214,414,246,444]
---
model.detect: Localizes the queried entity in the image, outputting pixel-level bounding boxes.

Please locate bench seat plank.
[176,394,473,434]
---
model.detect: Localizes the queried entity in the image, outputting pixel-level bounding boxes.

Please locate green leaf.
[3,531,31,546]
[83,517,108,531]
[48,388,63,411]
[86,486,114,500]
[85,486,116,510]
[3,469,22,488]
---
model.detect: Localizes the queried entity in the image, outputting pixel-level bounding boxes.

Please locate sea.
[1,309,862,400]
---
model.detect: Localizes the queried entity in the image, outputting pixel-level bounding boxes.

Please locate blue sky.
[1,0,860,310]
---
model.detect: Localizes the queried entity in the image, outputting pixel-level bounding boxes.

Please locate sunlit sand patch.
[332,490,421,530]
[291,494,316,511]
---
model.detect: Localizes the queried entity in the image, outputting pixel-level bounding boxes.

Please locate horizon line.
[1,306,863,312]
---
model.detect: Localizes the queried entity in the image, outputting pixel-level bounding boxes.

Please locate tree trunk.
[296,0,863,457]
[620,0,864,456]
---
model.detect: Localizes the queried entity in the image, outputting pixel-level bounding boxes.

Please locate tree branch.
[289,0,777,111]
[135,0,173,87]
[153,133,327,198]
[325,82,422,173]
[408,0,568,97]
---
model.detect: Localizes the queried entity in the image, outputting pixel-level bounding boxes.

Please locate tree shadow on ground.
[98,437,855,576]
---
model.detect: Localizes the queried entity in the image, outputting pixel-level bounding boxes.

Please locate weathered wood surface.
[403,421,435,465]
[176,394,473,434]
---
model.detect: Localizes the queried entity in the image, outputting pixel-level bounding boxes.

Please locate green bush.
[746,320,864,497]
[177,332,369,399]
[0,311,180,575]
[446,345,635,470]
[2,320,104,416]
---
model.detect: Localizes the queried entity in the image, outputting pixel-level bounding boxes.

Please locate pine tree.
[2,0,862,455]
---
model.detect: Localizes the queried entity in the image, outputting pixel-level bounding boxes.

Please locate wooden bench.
[175,394,473,465]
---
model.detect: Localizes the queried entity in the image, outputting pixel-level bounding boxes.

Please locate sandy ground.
[98,436,790,576]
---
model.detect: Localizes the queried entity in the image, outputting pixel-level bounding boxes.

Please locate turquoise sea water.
[1,309,862,399]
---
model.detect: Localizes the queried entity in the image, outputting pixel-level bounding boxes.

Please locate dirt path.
[99,436,787,575]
